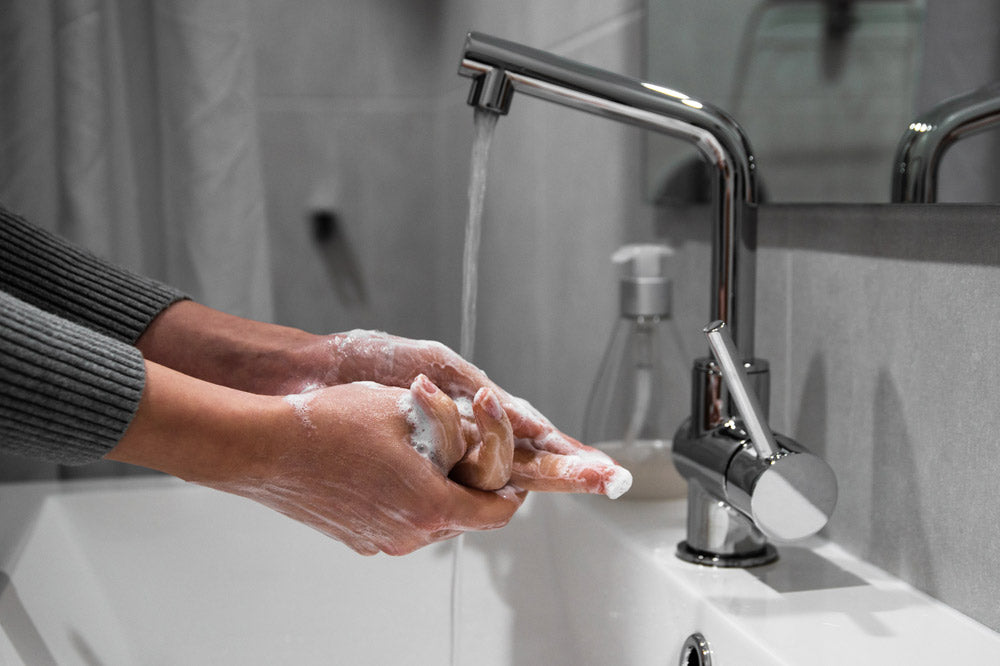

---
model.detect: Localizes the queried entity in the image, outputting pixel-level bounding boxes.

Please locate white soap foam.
[579,446,635,499]
[454,396,474,421]
[283,392,317,431]
[325,330,391,382]
[397,393,437,464]
[603,467,634,500]
[327,329,457,387]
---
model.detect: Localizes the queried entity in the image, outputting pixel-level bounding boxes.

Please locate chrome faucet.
[458,32,836,567]
[672,322,837,567]
[458,32,758,356]
[893,82,1000,203]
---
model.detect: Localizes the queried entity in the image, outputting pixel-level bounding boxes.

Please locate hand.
[108,362,525,555]
[281,329,632,498]
[136,302,632,499]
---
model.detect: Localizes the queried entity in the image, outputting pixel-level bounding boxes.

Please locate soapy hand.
[289,330,632,499]
[240,378,525,555]
[135,304,632,499]
[109,363,526,556]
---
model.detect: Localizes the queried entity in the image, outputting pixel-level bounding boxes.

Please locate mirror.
[645,0,925,203]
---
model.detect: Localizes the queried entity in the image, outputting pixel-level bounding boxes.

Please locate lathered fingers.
[405,374,466,473]
[450,387,514,491]
[510,446,632,499]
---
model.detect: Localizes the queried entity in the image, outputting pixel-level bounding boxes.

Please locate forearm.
[136,300,316,395]
[106,359,278,482]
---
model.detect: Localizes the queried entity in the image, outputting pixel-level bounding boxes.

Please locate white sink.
[0,477,996,665]
[548,496,1000,664]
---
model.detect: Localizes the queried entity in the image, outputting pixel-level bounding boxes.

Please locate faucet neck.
[459,31,759,359]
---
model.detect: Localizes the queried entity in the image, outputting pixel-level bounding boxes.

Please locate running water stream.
[459,108,499,361]
[451,108,499,666]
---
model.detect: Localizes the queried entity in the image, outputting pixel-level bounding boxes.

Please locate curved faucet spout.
[458,31,760,360]
[892,82,1000,203]
[456,32,836,567]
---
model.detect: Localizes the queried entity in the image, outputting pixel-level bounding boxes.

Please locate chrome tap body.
[674,323,837,567]
[458,33,836,567]
[893,82,1000,203]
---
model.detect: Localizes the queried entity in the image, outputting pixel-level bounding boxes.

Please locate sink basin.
[547,496,1000,664]
[0,478,568,665]
[0,477,996,664]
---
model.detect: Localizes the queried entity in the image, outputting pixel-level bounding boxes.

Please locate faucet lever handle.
[703,320,838,542]
[704,320,779,459]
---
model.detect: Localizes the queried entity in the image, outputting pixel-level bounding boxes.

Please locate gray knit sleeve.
[1,292,145,464]
[0,205,187,344]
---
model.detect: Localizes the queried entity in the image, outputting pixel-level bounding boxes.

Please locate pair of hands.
[110,302,630,555]
[283,329,632,496]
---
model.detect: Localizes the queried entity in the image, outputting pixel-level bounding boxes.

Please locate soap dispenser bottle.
[582,244,688,500]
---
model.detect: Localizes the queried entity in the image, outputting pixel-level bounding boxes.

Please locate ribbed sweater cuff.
[1,292,146,465]
[0,205,187,344]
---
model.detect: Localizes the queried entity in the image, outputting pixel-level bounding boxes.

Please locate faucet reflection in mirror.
[893,82,1000,202]
[457,32,837,567]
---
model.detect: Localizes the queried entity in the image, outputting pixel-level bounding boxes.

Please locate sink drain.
[679,633,712,666]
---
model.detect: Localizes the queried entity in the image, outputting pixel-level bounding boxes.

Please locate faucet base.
[672,479,780,568]
[676,540,777,568]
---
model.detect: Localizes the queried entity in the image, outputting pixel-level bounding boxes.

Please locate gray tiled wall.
[251,0,443,341]
[780,205,1000,631]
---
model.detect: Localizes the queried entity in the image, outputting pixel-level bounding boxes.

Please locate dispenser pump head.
[612,244,673,317]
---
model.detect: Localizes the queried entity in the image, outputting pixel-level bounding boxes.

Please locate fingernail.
[413,374,438,395]
[475,387,504,420]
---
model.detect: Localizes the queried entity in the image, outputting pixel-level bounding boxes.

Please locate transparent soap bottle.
[583,244,688,500]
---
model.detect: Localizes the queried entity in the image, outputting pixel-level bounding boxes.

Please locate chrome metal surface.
[672,322,838,566]
[459,31,760,359]
[676,541,778,569]
[676,481,778,568]
[892,82,1000,202]
[690,356,770,435]
[730,434,838,542]
[704,320,778,459]
[678,632,713,666]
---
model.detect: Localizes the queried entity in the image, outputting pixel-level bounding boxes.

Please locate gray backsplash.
[659,202,1000,631]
